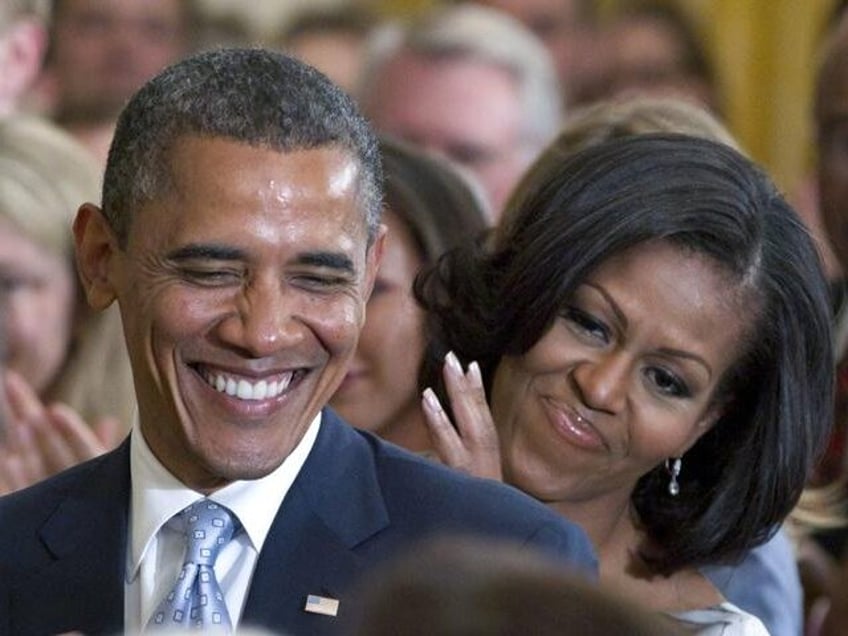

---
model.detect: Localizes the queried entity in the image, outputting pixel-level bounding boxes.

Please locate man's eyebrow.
[166,244,247,261]
[164,245,356,273]
[295,252,355,273]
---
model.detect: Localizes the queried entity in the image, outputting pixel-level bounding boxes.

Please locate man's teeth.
[204,371,293,400]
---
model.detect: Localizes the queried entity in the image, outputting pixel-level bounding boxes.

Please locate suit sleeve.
[523,518,599,580]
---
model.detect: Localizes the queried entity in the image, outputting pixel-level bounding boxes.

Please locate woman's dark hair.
[416,133,834,574]
[380,135,491,265]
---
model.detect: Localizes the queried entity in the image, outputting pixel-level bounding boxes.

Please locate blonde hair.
[0,115,135,429]
[501,96,739,236]
[0,115,98,256]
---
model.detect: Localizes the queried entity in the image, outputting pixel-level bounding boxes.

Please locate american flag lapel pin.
[304,594,340,617]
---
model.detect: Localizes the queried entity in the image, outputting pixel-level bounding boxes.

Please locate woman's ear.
[73,203,121,311]
[680,400,726,455]
[363,223,387,303]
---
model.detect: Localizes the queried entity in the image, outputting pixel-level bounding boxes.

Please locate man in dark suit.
[0,48,595,636]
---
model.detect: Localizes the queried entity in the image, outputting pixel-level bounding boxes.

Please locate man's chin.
[190,452,286,491]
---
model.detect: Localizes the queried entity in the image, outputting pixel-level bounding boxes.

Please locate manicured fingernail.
[445,351,462,375]
[422,388,442,412]
[468,361,482,385]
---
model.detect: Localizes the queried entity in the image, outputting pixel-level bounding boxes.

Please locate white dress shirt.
[124,414,321,633]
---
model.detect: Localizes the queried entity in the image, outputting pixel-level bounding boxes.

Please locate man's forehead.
[163,134,362,177]
[154,135,369,224]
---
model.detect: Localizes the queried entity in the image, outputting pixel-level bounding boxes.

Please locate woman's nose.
[572,352,629,414]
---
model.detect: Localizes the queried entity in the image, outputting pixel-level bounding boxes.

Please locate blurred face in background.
[0,218,76,394]
[331,210,425,434]
[366,50,530,215]
[477,0,594,100]
[287,30,367,95]
[602,14,714,111]
[49,0,188,122]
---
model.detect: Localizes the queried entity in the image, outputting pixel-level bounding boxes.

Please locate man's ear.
[363,223,387,302]
[73,203,121,311]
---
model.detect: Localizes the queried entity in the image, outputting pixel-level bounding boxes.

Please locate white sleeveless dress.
[671,602,771,635]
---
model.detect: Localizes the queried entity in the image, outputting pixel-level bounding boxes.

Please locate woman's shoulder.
[671,602,770,635]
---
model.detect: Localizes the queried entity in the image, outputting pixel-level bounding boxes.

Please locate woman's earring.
[666,457,682,496]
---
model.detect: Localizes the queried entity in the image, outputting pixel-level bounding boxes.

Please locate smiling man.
[0,48,595,636]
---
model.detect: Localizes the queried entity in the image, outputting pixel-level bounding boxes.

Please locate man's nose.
[216,278,303,358]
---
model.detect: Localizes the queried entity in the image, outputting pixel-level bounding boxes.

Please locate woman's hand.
[0,370,116,495]
[421,351,503,481]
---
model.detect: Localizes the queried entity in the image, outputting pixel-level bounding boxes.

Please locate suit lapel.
[242,410,389,633]
[12,440,130,635]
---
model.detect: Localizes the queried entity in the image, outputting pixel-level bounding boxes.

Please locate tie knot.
[179,499,236,566]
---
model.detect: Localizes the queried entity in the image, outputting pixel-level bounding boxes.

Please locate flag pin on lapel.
[305,594,340,617]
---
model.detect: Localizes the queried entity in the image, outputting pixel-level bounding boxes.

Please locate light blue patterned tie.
[148,500,236,632]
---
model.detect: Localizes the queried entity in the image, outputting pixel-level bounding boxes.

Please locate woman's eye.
[645,367,690,398]
[564,307,610,342]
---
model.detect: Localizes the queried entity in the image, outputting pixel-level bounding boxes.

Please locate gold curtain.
[697,0,834,194]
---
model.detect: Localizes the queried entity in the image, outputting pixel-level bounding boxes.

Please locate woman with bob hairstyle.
[416,133,834,633]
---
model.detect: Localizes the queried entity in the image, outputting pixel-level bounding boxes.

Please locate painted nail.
[445,351,463,375]
[422,388,443,412]
[468,361,482,385]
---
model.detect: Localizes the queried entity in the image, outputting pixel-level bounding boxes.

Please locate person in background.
[0,48,596,636]
[330,136,490,454]
[0,0,47,116]
[43,0,196,165]
[275,5,378,97]
[0,304,6,435]
[801,10,848,633]
[818,11,848,391]
[417,133,833,634]
[467,0,605,106]
[0,115,133,495]
[599,2,720,114]
[817,550,848,635]
[359,3,562,217]
[350,535,685,636]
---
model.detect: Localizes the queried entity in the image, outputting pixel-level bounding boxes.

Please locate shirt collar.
[128,413,321,579]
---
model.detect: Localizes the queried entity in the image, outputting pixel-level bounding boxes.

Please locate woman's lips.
[543,398,607,452]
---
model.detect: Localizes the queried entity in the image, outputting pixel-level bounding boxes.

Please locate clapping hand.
[0,370,118,495]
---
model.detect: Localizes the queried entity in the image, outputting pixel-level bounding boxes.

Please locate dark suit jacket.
[0,408,596,635]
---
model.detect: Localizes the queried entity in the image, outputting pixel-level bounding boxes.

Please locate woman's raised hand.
[0,370,116,495]
[421,351,502,481]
